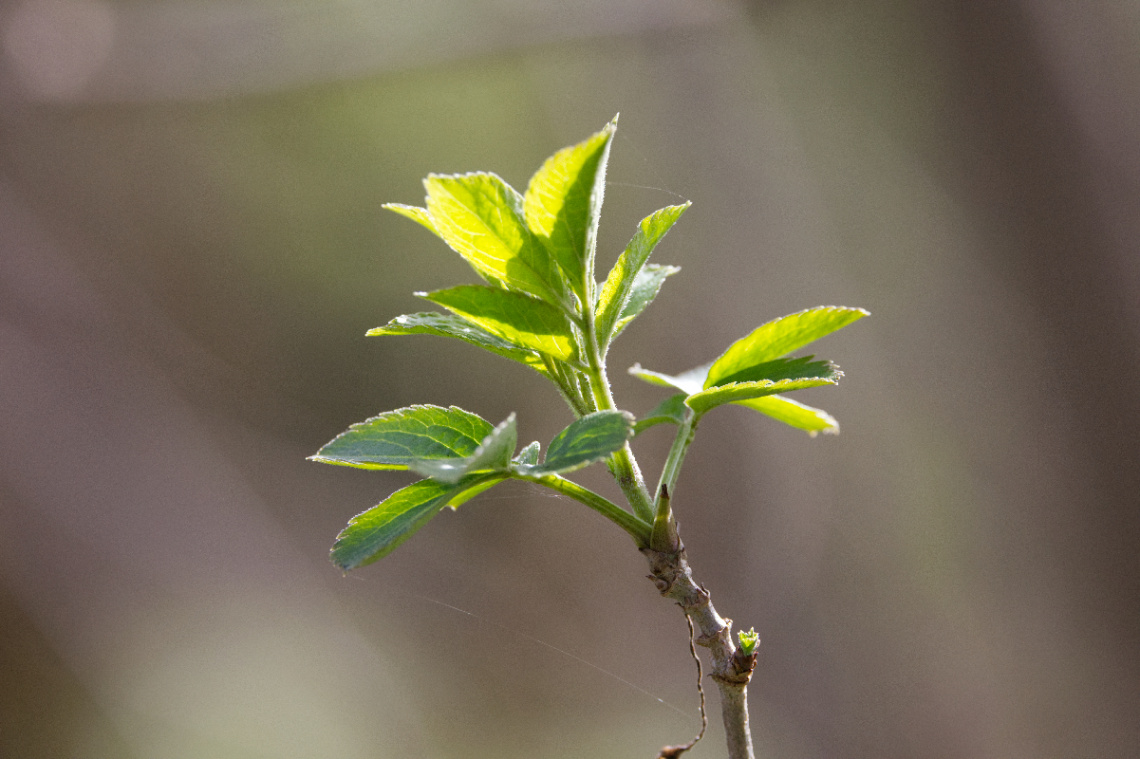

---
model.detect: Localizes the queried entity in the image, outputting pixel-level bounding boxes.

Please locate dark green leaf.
[519,410,634,475]
[633,393,689,435]
[420,285,578,362]
[524,120,616,299]
[330,474,505,570]
[422,172,570,308]
[596,204,689,346]
[367,312,546,373]
[411,413,518,484]
[705,355,839,387]
[705,306,868,387]
[310,405,492,471]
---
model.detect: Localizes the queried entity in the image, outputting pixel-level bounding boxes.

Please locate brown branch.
[643,540,758,759]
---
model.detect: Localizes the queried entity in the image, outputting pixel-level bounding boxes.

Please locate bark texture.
[643,544,758,759]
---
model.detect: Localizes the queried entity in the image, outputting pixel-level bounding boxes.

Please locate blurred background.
[2,0,1138,757]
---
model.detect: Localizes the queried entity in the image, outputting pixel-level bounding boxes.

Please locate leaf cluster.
[313,118,867,569]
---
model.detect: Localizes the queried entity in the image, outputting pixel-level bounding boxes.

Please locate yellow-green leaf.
[523,120,616,299]
[423,172,570,307]
[420,285,578,362]
[706,306,868,387]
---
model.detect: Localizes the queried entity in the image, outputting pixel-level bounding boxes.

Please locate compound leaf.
[330,474,505,570]
[420,285,578,362]
[310,405,493,471]
[524,121,616,299]
[422,172,570,308]
[706,306,868,387]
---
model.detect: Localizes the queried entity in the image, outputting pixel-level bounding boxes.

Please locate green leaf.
[632,393,689,435]
[705,306,868,387]
[629,364,843,435]
[630,358,843,427]
[423,172,570,308]
[420,285,579,362]
[367,312,547,373]
[382,203,437,233]
[704,355,839,387]
[734,395,839,436]
[686,375,840,415]
[330,474,505,570]
[310,405,493,470]
[596,204,689,346]
[610,264,681,341]
[444,475,506,509]
[411,413,518,484]
[520,410,634,475]
[524,120,616,299]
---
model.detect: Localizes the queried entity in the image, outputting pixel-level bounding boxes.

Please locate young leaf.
[524,121,616,299]
[734,395,840,436]
[310,405,493,470]
[705,306,868,387]
[609,264,681,341]
[596,204,689,346]
[513,440,541,466]
[330,474,505,570]
[630,359,844,429]
[632,393,689,435]
[382,203,437,233]
[410,413,518,484]
[520,410,635,475]
[422,172,570,308]
[367,312,547,374]
[419,285,579,362]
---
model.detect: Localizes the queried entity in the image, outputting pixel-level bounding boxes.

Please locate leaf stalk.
[521,473,651,547]
[656,406,700,509]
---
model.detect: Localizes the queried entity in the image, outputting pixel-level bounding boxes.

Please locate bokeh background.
[2,1,1138,757]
